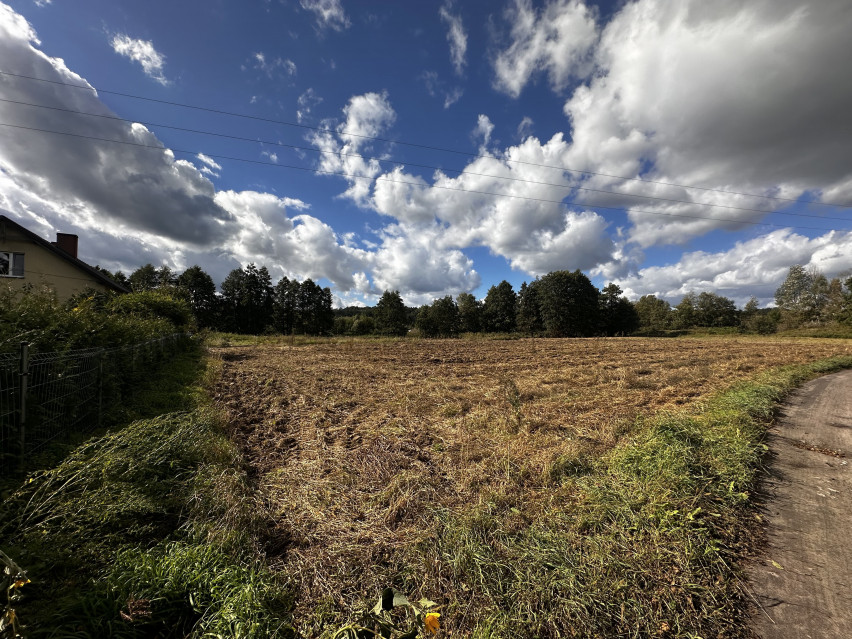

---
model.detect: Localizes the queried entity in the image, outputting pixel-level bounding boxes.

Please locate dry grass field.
[212,336,851,637]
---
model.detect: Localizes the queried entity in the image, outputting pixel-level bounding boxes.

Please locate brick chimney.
[53,232,79,259]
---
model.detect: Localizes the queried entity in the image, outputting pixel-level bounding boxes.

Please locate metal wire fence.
[0,333,190,476]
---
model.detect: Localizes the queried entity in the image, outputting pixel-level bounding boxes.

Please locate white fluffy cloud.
[311,91,395,206]
[0,9,232,245]
[609,229,852,306]
[300,0,349,31]
[439,1,467,76]
[492,0,598,98]
[215,190,370,289]
[472,114,494,146]
[315,96,616,280]
[559,0,852,246]
[110,34,169,85]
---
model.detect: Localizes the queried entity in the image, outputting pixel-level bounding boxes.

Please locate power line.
[2,120,849,235]
[2,69,849,210]
[3,96,851,223]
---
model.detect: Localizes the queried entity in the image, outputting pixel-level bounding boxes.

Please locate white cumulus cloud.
[609,229,852,307]
[492,0,598,97]
[110,34,169,85]
[559,0,852,247]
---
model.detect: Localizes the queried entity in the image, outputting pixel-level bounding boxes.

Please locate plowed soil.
[211,336,850,635]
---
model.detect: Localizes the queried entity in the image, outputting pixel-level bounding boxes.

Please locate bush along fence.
[0,333,190,476]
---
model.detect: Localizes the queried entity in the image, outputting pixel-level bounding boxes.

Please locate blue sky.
[1,0,851,307]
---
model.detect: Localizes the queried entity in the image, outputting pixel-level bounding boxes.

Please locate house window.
[0,252,25,277]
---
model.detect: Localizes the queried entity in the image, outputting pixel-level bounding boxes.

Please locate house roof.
[0,212,130,294]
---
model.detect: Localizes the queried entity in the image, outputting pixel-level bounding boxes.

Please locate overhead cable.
[2,69,849,209]
[2,120,849,235]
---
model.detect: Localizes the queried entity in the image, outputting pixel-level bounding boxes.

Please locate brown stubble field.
[211,336,850,636]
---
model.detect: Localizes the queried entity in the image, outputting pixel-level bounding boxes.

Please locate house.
[0,212,129,300]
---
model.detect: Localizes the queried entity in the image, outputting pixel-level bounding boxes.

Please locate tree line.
[635,266,852,334]
[97,262,852,337]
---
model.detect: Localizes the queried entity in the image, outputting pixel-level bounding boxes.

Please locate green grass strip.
[428,355,852,638]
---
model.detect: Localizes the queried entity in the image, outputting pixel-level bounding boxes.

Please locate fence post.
[97,350,104,429]
[18,341,29,474]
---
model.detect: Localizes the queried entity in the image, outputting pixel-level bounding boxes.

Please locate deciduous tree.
[634,295,671,331]
[537,270,599,337]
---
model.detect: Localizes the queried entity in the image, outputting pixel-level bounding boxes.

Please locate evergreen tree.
[482,280,517,332]
[273,276,300,334]
[176,265,217,328]
[516,281,543,335]
[456,292,482,333]
[298,279,334,335]
[375,290,409,336]
[599,283,640,336]
[220,263,273,334]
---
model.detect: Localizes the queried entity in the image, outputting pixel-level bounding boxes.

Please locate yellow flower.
[424,612,440,635]
[12,578,30,589]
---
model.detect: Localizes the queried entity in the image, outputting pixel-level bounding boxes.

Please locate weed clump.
[0,407,293,637]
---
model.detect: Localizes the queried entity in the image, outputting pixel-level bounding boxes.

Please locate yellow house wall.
[0,227,113,301]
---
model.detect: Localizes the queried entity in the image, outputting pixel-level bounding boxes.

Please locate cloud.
[0,8,231,245]
[251,51,297,77]
[110,34,169,85]
[296,88,323,123]
[608,229,852,307]
[196,153,222,178]
[312,92,616,278]
[492,0,598,98]
[559,0,852,246]
[420,70,463,109]
[215,190,366,288]
[439,1,467,76]
[443,87,463,109]
[311,91,396,206]
[0,5,480,304]
[300,0,349,31]
[472,114,494,146]
[516,116,534,139]
[368,226,480,305]
[338,91,396,145]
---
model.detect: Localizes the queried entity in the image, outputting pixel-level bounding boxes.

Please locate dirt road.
[748,368,852,638]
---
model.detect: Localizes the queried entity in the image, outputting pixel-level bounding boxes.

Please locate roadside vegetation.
[0,346,294,638]
[0,285,192,354]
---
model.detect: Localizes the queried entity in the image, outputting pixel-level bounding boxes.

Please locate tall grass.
[0,354,293,637]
